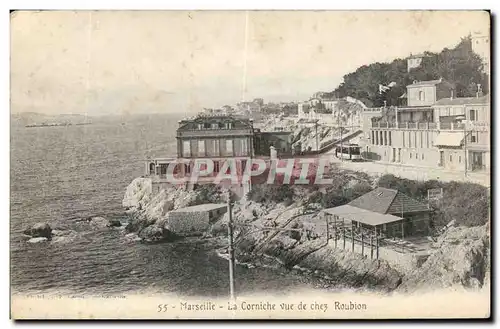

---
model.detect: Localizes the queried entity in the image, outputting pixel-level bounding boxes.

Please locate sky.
[10,10,489,116]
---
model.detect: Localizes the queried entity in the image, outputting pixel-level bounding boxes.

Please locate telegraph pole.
[226,190,236,302]
[464,120,468,177]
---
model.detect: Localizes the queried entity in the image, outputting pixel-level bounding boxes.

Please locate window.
[225,139,233,155]
[380,131,383,145]
[204,122,211,129]
[408,131,412,147]
[214,161,220,173]
[198,140,206,156]
[389,132,392,146]
[422,153,424,160]
[372,131,375,145]
[197,123,203,130]
[449,154,452,163]
[235,138,248,156]
[375,131,379,145]
[459,156,461,164]
[415,153,418,160]
[469,109,477,121]
[182,140,191,157]
[225,122,233,129]
[214,139,220,155]
[403,131,406,147]
[420,131,423,148]
[211,123,218,129]
[418,91,425,101]
[384,131,388,146]
[410,153,412,159]
[471,133,478,143]
[426,131,430,148]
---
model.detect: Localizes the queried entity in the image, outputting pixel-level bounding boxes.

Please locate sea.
[10,113,331,297]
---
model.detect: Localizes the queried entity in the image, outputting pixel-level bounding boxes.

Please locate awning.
[434,132,464,147]
[323,205,403,227]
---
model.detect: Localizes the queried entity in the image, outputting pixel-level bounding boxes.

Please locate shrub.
[377,174,490,228]
[247,184,295,205]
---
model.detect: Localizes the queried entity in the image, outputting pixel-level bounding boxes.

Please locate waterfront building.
[144,113,294,196]
[362,79,490,174]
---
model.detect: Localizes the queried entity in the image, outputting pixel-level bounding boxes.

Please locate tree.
[332,36,488,107]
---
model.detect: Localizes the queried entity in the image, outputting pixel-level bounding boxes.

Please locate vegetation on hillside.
[330,36,488,107]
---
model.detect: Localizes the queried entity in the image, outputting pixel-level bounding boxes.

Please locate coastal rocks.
[138,225,178,243]
[123,232,142,243]
[122,177,153,210]
[23,222,52,240]
[107,219,122,227]
[51,230,78,244]
[398,223,490,293]
[88,216,122,228]
[28,237,48,243]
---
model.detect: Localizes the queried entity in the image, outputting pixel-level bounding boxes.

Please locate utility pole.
[315,120,319,152]
[464,120,468,177]
[226,190,236,302]
[338,115,343,162]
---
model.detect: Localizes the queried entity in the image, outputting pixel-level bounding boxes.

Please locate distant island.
[11,112,93,128]
[25,122,92,128]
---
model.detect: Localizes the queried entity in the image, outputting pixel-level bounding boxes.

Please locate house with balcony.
[433,94,490,172]
[144,113,295,196]
[364,79,490,174]
[144,114,255,195]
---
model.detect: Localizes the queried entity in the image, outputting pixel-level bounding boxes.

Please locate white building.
[471,31,490,73]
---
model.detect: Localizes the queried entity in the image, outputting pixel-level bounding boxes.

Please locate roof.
[433,95,489,106]
[434,132,465,147]
[348,187,430,215]
[323,204,403,226]
[170,203,227,213]
[396,106,433,112]
[408,53,426,59]
[407,79,454,88]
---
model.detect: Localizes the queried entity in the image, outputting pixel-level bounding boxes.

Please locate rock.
[19,234,32,241]
[107,219,122,227]
[28,237,48,243]
[24,222,52,239]
[138,225,178,243]
[51,230,65,236]
[90,216,107,226]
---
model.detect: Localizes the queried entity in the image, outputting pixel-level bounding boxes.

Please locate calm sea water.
[10,114,327,297]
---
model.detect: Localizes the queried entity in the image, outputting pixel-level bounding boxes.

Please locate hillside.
[332,36,488,107]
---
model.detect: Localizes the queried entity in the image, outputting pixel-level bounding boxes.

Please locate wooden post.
[401,220,405,253]
[351,221,355,252]
[334,215,337,249]
[325,214,330,242]
[343,218,346,249]
[375,226,379,259]
[227,192,235,302]
[370,233,374,260]
[361,229,364,257]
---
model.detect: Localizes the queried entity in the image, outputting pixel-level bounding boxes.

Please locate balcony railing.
[371,121,488,131]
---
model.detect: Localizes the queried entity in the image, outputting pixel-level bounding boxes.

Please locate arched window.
[149,162,155,175]
[418,91,425,101]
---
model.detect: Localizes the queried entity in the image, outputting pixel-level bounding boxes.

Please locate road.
[328,155,490,187]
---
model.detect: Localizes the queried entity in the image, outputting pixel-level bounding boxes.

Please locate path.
[329,156,490,187]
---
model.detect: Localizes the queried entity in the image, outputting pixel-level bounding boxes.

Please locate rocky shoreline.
[117,176,490,295]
